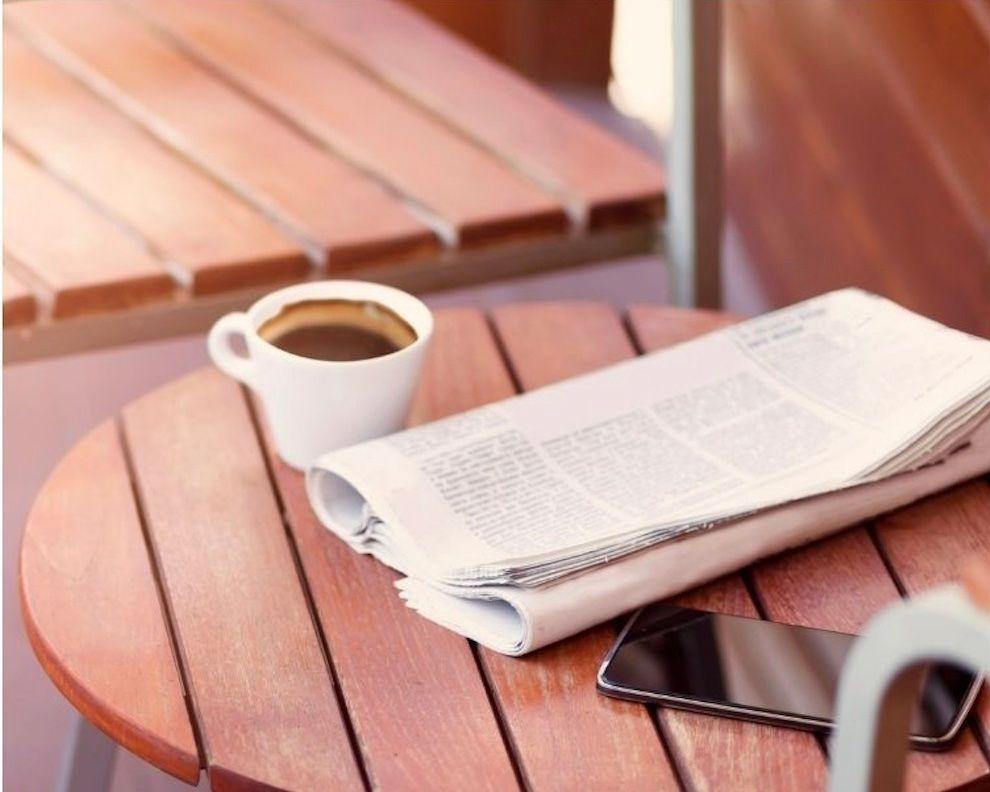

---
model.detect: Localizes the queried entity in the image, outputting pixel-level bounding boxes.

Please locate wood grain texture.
[122,369,363,791]
[487,302,680,790]
[9,0,437,270]
[399,0,615,88]
[4,146,173,317]
[626,305,740,350]
[3,263,38,326]
[127,0,568,247]
[726,2,990,336]
[843,0,990,254]
[270,0,665,226]
[724,1,895,308]
[492,301,640,389]
[874,481,990,606]
[257,309,520,790]
[3,32,307,295]
[19,420,200,784]
[628,305,831,792]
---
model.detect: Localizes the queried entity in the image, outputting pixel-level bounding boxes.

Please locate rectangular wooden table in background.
[2,0,665,363]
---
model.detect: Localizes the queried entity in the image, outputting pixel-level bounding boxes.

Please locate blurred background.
[412,0,989,334]
[5,1,989,790]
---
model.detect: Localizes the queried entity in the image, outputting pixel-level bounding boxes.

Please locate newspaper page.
[309,289,990,591]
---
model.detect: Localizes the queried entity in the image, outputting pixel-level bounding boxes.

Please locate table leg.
[669,0,723,308]
[58,713,117,792]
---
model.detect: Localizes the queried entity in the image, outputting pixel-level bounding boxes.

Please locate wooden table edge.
[18,564,202,785]
[4,222,659,364]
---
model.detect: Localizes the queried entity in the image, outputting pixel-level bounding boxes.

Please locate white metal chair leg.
[58,713,118,792]
[669,0,723,309]
[829,585,990,792]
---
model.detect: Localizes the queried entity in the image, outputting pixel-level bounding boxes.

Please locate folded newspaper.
[307,289,990,655]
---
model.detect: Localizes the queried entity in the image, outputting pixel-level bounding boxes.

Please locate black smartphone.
[598,603,982,750]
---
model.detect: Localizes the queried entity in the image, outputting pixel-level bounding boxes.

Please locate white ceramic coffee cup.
[208,280,433,470]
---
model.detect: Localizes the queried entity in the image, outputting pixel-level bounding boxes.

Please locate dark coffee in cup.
[209,280,433,468]
[258,299,418,362]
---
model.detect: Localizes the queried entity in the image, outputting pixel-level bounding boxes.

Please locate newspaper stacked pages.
[308,289,990,655]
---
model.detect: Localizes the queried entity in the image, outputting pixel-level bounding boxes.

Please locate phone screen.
[599,603,980,744]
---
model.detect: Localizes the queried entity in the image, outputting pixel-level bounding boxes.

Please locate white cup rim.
[244,280,434,368]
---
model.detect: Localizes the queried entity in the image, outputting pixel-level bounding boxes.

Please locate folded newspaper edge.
[395,431,990,654]
[307,289,990,655]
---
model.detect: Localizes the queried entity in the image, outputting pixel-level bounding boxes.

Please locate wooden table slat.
[270,0,666,227]
[486,302,681,790]
[3,261,39,326]
[3,32,308,296]
[4,145,174,317]
[628,305,832,791]
[122,369,364,791]
[9,0,438,271]
[19,420,201,784]
[256,309,521,790]
[125,0,568,247]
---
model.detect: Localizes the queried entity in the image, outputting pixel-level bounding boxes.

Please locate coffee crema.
[258,299,417,362]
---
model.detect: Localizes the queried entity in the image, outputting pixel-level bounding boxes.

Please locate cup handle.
[208,312,259,391]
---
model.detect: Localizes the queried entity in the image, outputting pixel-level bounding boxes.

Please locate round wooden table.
[21,303,990,791]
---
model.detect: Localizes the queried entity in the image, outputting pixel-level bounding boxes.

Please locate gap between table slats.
[238,387,373,792]
[2,259,39,327]
[483,303,686,790]
[114,417,208,779]
[268,0,666,229]
[629,306,831,790]
[8,0,438,271]
[247,310,526,790]
[491,305,824,789]
[4,143,175,318]
[121,369,365,791]
[19,419,202,784]
[124,0,568,248]
[4,30,308,296]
